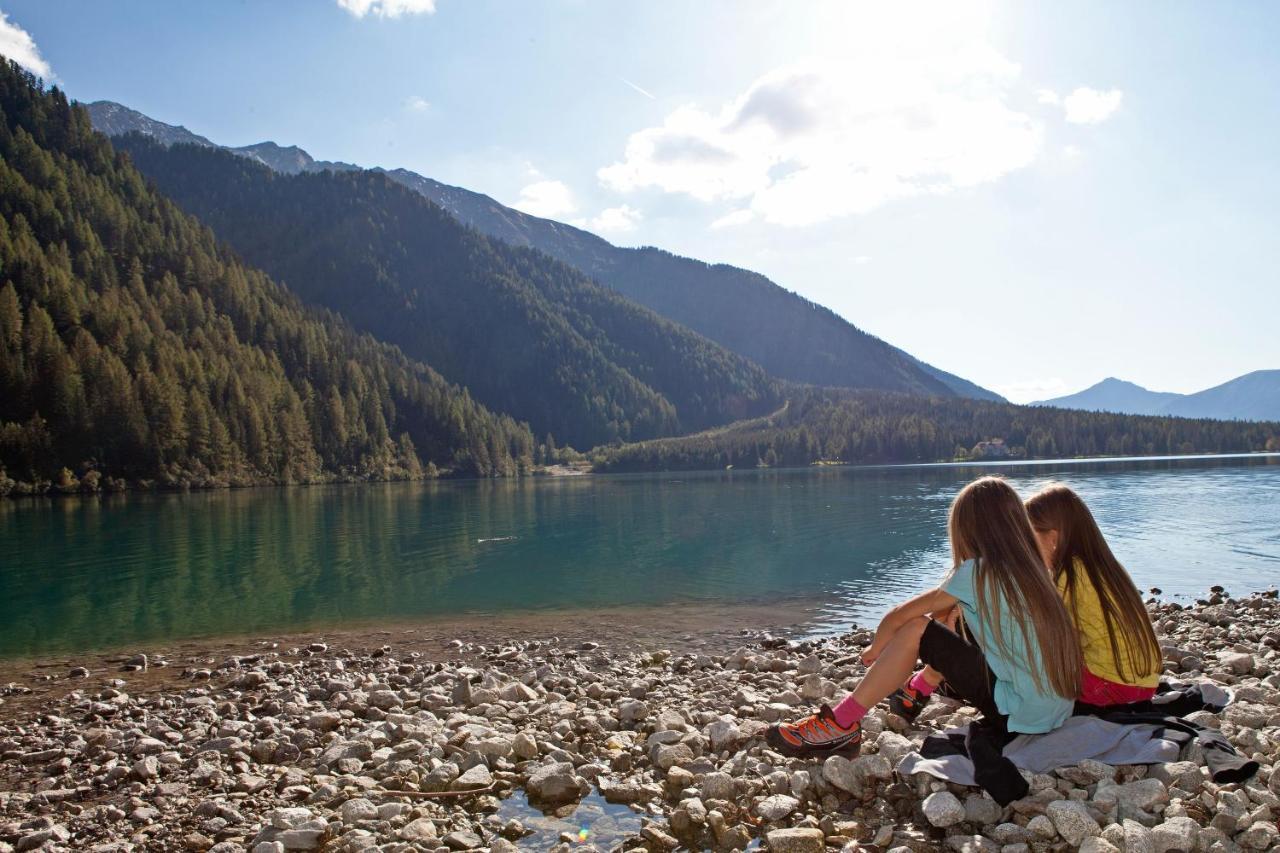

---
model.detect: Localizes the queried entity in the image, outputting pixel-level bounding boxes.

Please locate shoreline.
[4,450,1276,502]
[0,599,823,720]
[1,590,1277,851]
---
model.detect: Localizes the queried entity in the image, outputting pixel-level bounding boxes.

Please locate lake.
[1,454,1277,659]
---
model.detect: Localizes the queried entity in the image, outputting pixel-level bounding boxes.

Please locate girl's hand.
[861,624,890,665]
[935,605,961,631]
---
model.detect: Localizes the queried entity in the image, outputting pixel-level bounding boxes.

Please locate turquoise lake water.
[1,454,1277,658]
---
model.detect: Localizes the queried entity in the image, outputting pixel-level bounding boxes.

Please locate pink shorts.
[1080,668,1157,706]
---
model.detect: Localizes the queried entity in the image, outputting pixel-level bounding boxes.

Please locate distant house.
[971,438,1012,459]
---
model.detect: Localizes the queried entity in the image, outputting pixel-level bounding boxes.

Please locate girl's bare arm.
[862,587,959,664]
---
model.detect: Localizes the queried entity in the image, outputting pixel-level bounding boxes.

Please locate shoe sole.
[889,701,922,723]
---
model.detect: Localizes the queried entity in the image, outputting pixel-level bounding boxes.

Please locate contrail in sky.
[621,77,656,100]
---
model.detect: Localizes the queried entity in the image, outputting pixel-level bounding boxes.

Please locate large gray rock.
[755,794,799,821]
[705,717,743,752]
[1078,838,1121,853]
[701,771,736,801]
[511,731,538,760]
[1239,820,1279,850]
[765,827,824,853]
[451,763,493,790]
[499,681,537,702]
[316,740,372,769]
[526,761,586,805]
[1046,799,1101,846]
[399,818,437,841]
[1093,778,1169,812]
[1150,817,1199,852]
[366,689,401,710]
[442,830,482,850]
[1122,819,1155,853]
[598,776,661,804]
[822,752,891,794]
[945,835,999,853]
[338,798,377,824]
[922,791,966,827]
[964,793,1002,826]
[618,699,649,724]
[650,742,694,771]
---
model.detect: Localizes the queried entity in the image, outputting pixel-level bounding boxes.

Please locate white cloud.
[711,209,756,230]
[337,0,436,19]
[1062,87,1123,124]
[854,255,872,265]
[0,11,52,79]
[1036,89,1061,106]
[404,95,430,112]
[512,179,577,218]
[599,8,1046,226]
[587,204,642,233]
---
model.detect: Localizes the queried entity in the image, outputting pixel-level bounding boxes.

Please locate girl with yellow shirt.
[1026,484,1162,705]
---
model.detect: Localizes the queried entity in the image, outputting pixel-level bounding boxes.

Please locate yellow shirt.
[1057,559,1160,688]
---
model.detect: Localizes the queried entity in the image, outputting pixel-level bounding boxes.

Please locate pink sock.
[831,695,867,728]
[909,671,937,697]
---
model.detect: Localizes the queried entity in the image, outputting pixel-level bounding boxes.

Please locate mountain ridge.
[1035,371,1280,422]
[85,99,1004,403]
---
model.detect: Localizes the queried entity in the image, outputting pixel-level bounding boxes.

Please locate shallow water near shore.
[1,453,1277,658]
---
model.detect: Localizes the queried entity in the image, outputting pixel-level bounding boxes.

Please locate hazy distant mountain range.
[1035,372,1280,422]
[87,100,1003,403]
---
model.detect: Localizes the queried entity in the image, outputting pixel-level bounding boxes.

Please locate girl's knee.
[899,616,930,640]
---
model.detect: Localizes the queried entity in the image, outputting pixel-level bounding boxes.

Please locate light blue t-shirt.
[943,559,1073,734]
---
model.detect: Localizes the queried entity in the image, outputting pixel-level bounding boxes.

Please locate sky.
[2,1,1277,403]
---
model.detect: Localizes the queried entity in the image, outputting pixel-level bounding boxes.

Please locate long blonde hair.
[1026,483,1161,684]
[948,477,1084,699]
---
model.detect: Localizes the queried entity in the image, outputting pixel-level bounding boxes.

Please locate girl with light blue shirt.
[768,476,1084,758]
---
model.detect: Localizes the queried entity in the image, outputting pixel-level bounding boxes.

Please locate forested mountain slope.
[0,61,533,492]
[594,388,1280,472]
[114,136,782,449]
[87,100,1002,402]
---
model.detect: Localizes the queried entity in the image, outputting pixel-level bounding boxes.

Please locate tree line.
[593,388,1280,472]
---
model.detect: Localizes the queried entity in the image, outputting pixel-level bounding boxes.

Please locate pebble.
[0,589,1275,852]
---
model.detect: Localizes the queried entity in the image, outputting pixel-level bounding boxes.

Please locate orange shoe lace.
[792,713,844,739]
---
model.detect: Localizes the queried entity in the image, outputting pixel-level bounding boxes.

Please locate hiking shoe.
[888,683,930,723]
[765,704,862,757]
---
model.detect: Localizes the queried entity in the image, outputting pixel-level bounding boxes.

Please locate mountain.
[0,60,534,491]
[594,387,1280,473]
[1163,371,1280,421]
[378,167,1002,400]
[1033,378,1182,416]
[85,99,216,147]
[114,135,783,450]
[1036,371,1280,422]
[85,101,365,175]
[86,100,1003,402]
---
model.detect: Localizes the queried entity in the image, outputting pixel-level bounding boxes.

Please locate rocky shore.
[1,591,1278,852]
